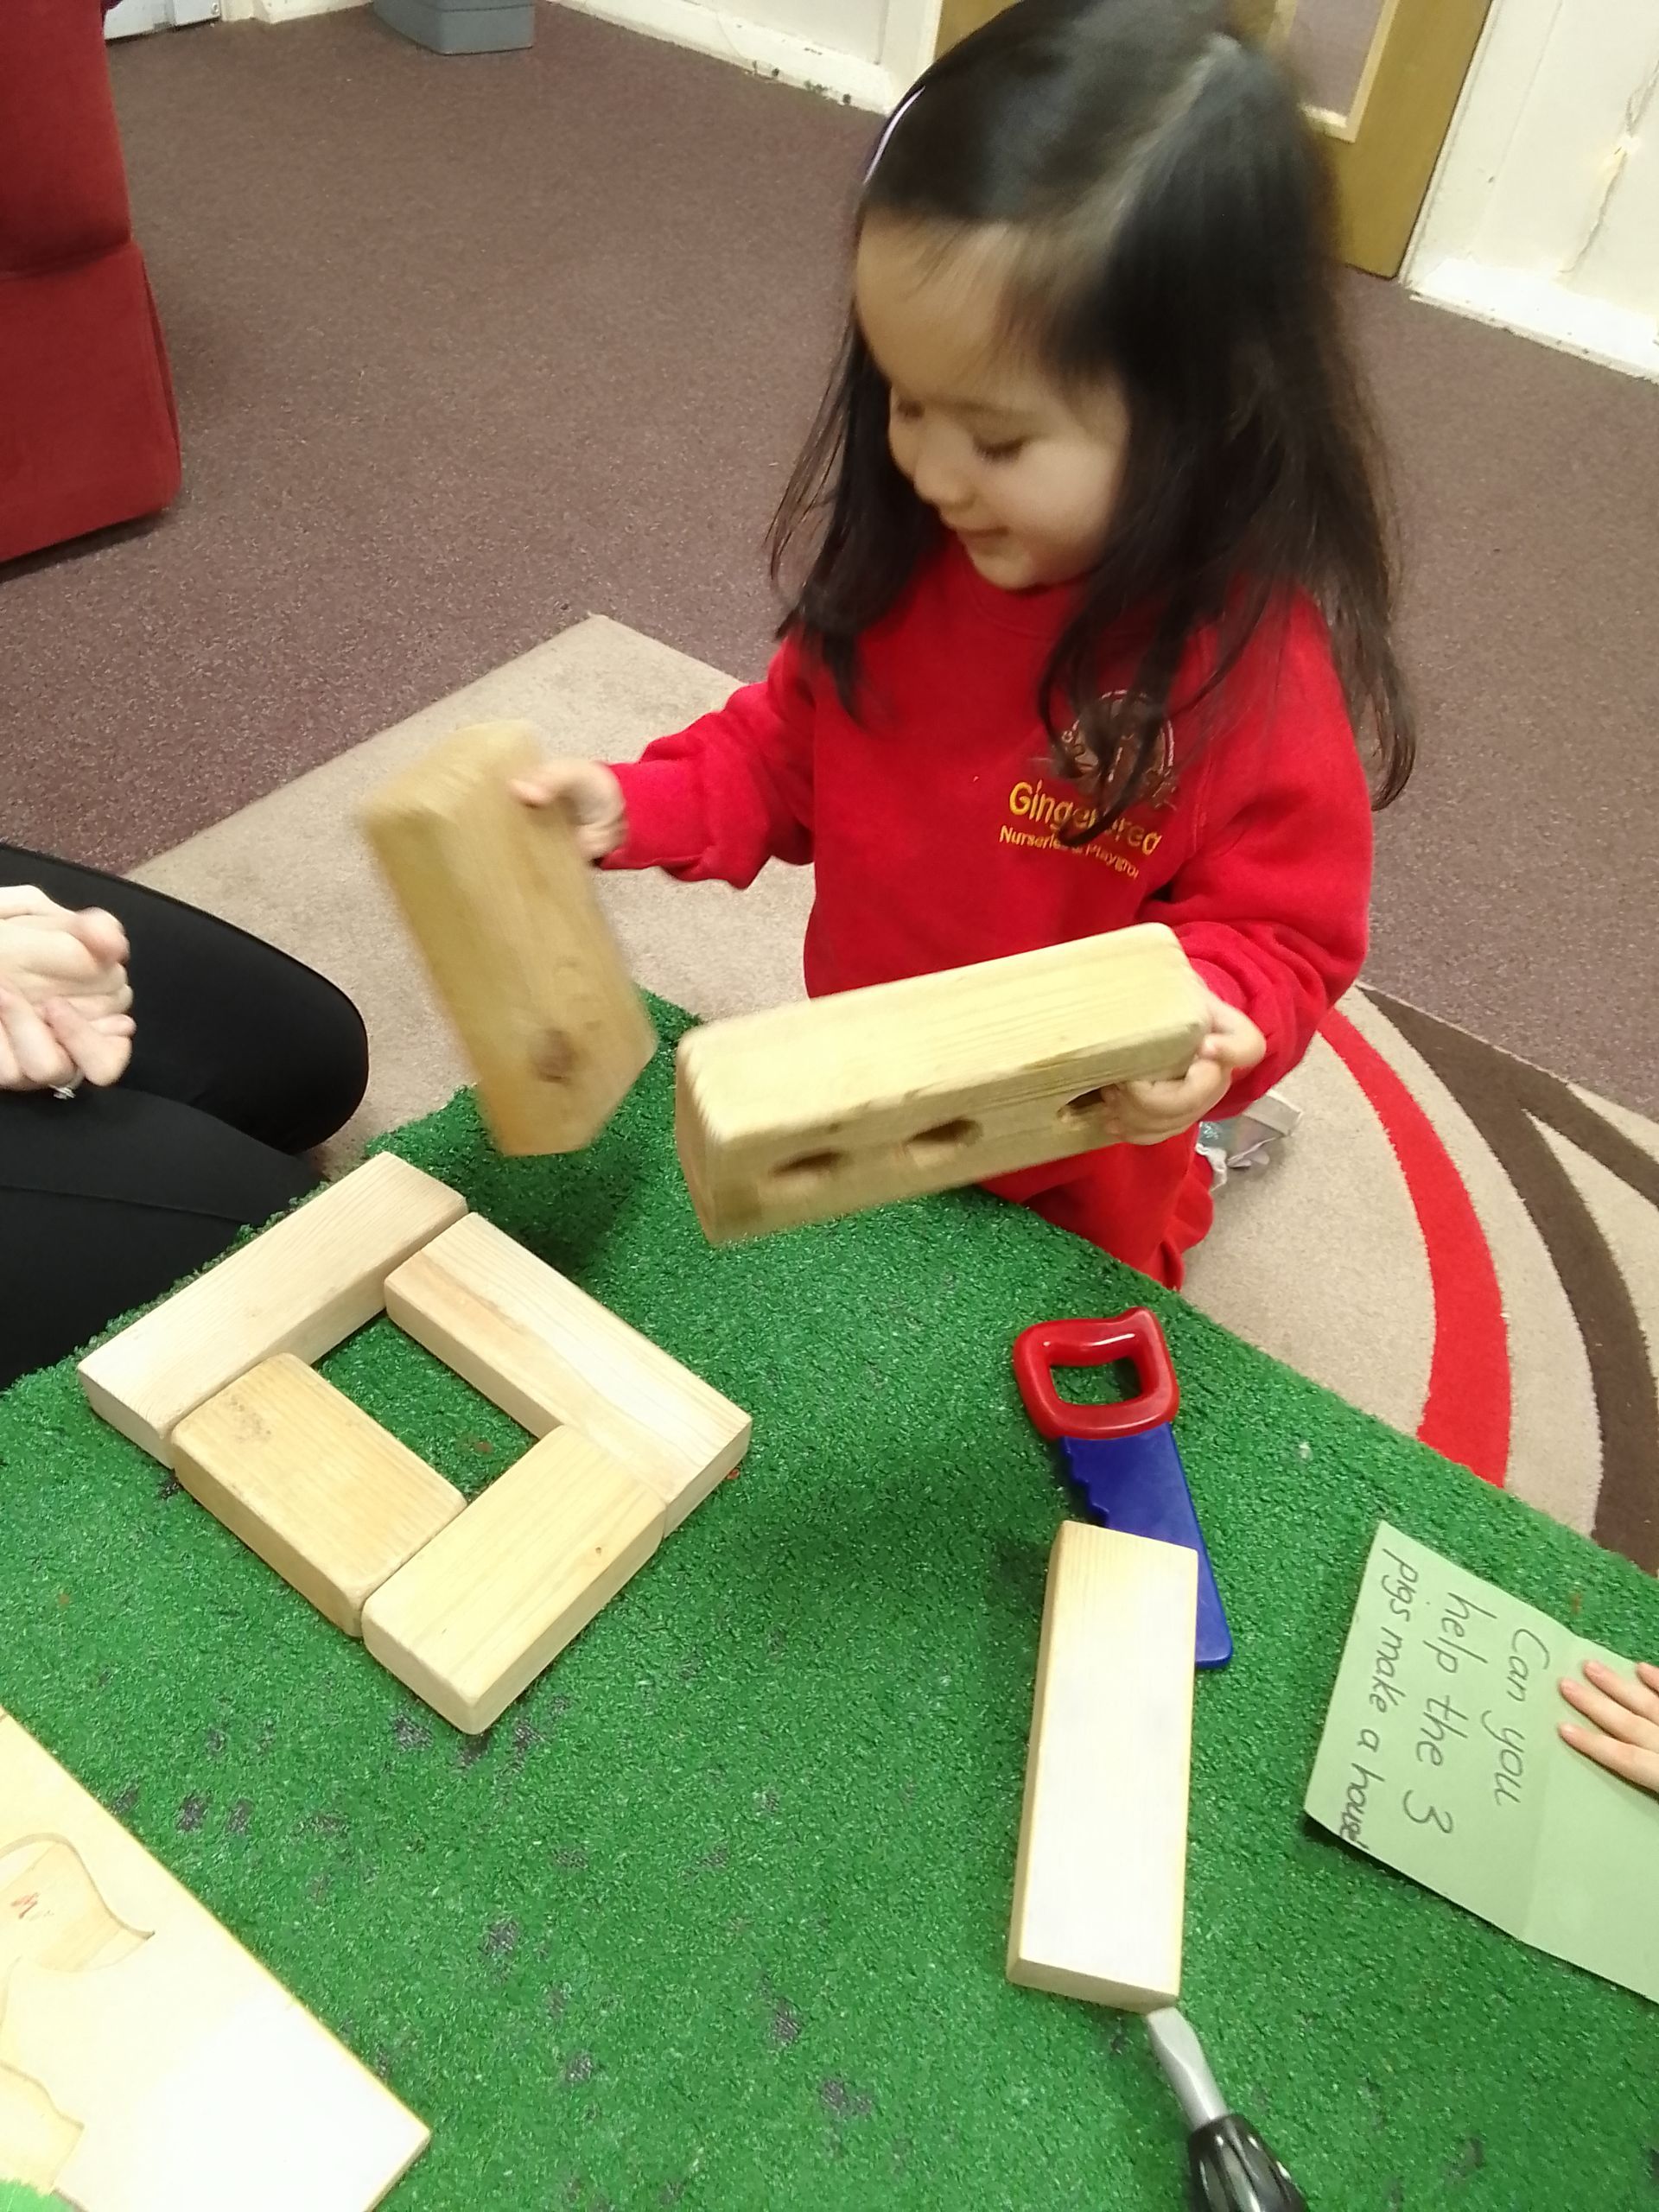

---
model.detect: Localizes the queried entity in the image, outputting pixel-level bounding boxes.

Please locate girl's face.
[855,217,1128,593]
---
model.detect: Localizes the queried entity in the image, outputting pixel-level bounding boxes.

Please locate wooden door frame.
[1281,0,1494,276]
[935,0,1495,280]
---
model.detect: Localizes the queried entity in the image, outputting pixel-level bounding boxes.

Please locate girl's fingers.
[511,760,599,810]
[1558,1721,1659,1795]
[1201,995,1268,1074]
[1559,1671,1659,1747]
[1120,1058,1230,1132]
[510,771,563,806]
[1579,1657,1659,1726]
[1639,1662,1659,1694]
[511,761,626,858]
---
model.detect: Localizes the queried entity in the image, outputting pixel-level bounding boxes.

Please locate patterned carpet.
[136,618,1659,1572]
[1192,990,1659,1569]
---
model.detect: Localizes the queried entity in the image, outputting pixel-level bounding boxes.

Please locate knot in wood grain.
[531,1028,579,1083]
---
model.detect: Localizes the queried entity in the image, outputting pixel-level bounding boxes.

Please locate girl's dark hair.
[768,0,1414,830]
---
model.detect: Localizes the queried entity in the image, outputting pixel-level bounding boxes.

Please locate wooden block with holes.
[385,1213,751,1531]
[360,1427,664,1733]
[359,721,655,1155]
[78,1154,467,1460]
[169,1356,467,1636]
[0,1707,428,2209]
[674,923,1207,1242]
[1007,1522,1198,2011]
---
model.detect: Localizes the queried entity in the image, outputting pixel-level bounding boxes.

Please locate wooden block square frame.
[79,1156,750,1735]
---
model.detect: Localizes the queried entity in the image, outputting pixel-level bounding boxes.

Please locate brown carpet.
[4,5,1658,1118]
[137,615,1659,1574]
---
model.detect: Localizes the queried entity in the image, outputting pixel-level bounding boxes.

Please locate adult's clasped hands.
[0,886,136,1092]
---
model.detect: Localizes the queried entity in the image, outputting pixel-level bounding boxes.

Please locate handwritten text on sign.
[1305,1522,1659,2005]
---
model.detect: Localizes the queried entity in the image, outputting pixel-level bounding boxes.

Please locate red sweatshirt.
[607,541,1372,1285]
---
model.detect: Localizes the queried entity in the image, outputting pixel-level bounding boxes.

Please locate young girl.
[518,0,1413,1287]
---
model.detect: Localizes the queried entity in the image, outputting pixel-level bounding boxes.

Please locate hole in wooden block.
[904,1117,982,1168]
[769,1149,848,1190]
[1060,1087,1113,1122]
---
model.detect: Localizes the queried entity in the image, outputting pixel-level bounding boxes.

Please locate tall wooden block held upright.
[1007,1522,1198,2012]
[676,924,1208,1242]
[360,721,655,1155]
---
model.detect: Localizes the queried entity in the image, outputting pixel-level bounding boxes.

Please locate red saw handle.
[1012,1307,1179,1442]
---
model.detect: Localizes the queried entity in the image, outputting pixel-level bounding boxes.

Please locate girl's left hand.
[1104,991,1266,1147]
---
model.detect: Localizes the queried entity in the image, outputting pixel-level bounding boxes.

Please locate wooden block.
[168,1356,466,1637]
[675,923,1208,1241]
[78,1154,466,1463]
[1007,1522,1198,2012]
[360,1427,664,1734]
[384,1213,750,1531]
[0,1707,427,2209]
[359,721,655,1155]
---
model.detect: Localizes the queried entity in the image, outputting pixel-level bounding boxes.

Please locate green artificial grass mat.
[3,997,1656,2211]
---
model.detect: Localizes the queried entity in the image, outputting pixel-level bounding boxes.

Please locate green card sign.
[1306,1523,1659,2005]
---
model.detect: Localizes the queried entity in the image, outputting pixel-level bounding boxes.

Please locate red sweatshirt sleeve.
[605,633,817,888]
[1156,603,1373,1112]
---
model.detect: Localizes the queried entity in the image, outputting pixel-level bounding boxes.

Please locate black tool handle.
[1187,2114,1308,2211]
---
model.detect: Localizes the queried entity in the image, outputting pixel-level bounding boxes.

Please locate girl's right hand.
[511,758,628,862]
[1559,1659,1659,1796]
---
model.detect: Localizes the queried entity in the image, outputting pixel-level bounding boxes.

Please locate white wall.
[556,0,942,110]
[1408,0,1659,381]
[219,0,380,18]
[207,0,940,105]
[105,0,218,35]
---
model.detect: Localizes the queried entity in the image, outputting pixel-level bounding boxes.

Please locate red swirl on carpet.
[1320,1006,1511,1485]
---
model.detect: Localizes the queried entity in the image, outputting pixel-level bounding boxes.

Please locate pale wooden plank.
[676,924,1207,1241]
[384,1214,750,1531]
[77,1155,467,1462]
[1007,1522,1198,2012]
[359,721,655,1156]
[359,1428,664,1734]
[169,1356,466,1637]
[0,1709,427,2209]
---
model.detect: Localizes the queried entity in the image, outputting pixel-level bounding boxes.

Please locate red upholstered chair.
[0,0,181,563]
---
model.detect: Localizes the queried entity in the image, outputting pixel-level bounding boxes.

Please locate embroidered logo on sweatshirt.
[999,784,1162,875]
[997,709,1178,876]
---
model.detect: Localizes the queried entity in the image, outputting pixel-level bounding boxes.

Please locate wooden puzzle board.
[0,1710,427,2210]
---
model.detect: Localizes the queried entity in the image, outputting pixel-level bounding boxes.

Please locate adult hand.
[1559,1658,1659,1797]
[1099,991,1267,1147]
[0,886,132,1018]
[511,758,628,862]
[0,988,135,1091]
